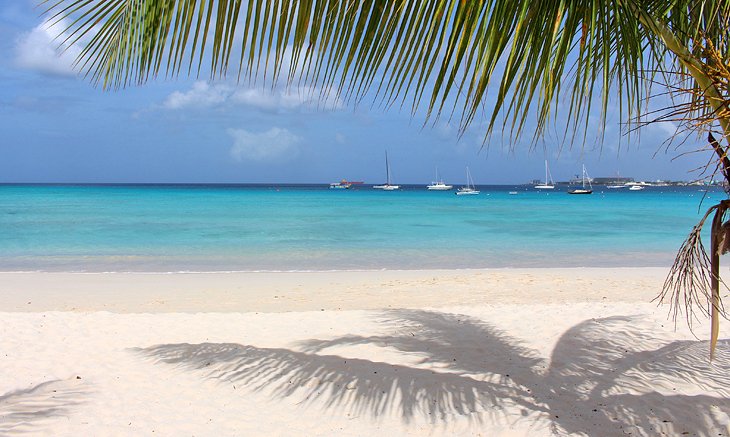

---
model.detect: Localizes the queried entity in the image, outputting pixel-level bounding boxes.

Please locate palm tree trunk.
[707,137,730,359]
[710,204,724,359]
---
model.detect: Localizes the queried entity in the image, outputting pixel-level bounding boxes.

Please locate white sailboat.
[534,160,555,189]
[373,151,400,190]
[426,167,453,190]
[568,165,593,195]
[455,167,480,195]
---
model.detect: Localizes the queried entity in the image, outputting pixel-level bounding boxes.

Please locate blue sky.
[0,1,715,184]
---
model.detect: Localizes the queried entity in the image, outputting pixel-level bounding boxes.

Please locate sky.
[0,1,716,185]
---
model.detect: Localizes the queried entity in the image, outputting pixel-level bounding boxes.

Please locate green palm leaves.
[42,0,727,142]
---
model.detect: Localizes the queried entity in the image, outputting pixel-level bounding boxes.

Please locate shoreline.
[0,264,674,274]
[0,252,678,274]
[0,267,671,313]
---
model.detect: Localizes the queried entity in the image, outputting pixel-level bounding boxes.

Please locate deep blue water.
[0,184,725,272]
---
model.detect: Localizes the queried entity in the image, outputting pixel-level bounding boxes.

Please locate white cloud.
[163,81,232,109]
[335,132,346,144]
[228,127,302,162]
[159,44,343,112]
[15,19,81,77]
[163,80,343,112]
[234,86,343,111]
[231,87,312,110]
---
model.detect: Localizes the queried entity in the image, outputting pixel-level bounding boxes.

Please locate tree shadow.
[542,316,730,435]
[0,378,90,435]
[134,310,730,435]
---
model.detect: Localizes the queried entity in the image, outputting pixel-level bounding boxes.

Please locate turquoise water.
[0,184,725,272]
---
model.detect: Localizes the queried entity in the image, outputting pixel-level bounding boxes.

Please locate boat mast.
[385,151,390,185]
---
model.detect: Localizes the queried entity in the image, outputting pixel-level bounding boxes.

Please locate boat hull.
[568,189,592,195]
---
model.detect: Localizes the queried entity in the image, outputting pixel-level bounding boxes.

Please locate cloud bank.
[163,81,343,112]
[164,82,230,109]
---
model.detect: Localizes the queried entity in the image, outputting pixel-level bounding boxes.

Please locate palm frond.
[40,0,730,146]
[658,204,721,329]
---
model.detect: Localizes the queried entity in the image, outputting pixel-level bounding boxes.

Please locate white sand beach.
[1,268,729,436]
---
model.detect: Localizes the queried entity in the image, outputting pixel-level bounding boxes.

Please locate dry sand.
[1,268,729,436]
[0,267,670,313]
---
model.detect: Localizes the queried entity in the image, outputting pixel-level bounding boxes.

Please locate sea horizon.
[0,181,717,186]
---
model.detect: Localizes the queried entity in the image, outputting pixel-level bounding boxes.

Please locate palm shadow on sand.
[0,378,90,435]
[135,310,730,436]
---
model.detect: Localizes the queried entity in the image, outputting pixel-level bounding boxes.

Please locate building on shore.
[555,176,634,186]
[591,177,635,185]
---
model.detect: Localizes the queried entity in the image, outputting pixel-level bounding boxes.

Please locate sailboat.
[455,167,480,195]
[373,151,400,190]
[568,165,593,195]
[534,160,555,189]
[426,167,453,190]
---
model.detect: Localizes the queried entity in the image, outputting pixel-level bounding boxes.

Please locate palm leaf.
[40,0,729,145]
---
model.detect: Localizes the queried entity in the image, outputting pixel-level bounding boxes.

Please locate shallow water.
[0,184,724,272]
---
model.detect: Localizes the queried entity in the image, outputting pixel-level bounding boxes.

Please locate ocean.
[0,184,724,272]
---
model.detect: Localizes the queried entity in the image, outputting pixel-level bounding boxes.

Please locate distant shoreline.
[0,182,725,187]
